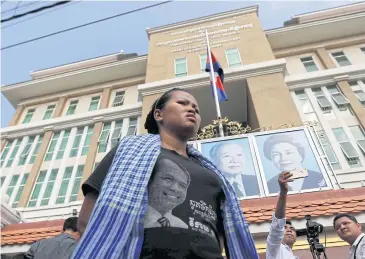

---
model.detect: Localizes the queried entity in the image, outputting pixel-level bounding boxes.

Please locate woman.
[72,88,258,259]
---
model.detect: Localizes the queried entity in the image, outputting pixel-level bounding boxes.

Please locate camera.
[297,215,328,259]
[305,215,324,238]
[296,215,323,238]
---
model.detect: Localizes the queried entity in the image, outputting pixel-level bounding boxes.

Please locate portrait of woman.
[255,130,328,194]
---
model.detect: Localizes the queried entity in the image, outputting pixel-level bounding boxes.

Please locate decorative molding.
[2,56,147,108]
[147,6,258,37]
[43,126,53,132]
[196,117,298,140]
[2,56,147,92]
[285,64,365,90]
[266,12,365,35]
[0,104,142,139]
[139,59,286,96]
[334,74,349,82]
[93,116,104,122]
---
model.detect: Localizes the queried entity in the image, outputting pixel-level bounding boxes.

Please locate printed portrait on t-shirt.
[144,157,190,229]
[201,138,260,199]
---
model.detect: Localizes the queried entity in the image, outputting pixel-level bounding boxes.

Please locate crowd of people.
[6,89,364,259]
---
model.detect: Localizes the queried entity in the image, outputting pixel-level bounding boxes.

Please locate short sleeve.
[82,145,118,196]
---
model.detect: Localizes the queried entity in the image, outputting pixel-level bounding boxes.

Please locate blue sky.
[1,1,356,127]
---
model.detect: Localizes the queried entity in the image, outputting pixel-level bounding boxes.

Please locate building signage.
[155,19,254,53]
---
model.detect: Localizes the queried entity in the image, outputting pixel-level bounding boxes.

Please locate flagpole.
[205,30,224,138]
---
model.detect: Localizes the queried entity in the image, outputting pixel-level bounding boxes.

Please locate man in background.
[334,213,364,259]
[25,217,80,259]
[266,172,298,259]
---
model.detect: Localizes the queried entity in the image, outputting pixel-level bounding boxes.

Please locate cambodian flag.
[205,50,228,102]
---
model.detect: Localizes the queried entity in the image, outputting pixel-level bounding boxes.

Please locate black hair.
[333,213,358,228]
[144,88,189,134]
[286,220,292,226]
[63,217,78,232]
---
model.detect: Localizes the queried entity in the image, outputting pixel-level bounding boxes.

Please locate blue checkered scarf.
[72,134,258,259]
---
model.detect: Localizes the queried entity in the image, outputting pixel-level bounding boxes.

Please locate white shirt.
[144,205,188,229]
[266,214,298,259]
[349,233,365,259]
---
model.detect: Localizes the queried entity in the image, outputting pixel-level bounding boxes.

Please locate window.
[199,53,207,73]
[22,109,35,124]
[6,139,20,168]
[81,126,94,156]
[18,136,35,166]
[69,165,84,202]
[12,173,29,208]
[66,100,78,115]
[127,118,137,136]
[300,56,318,72]
[45,132,60,161]
[349,126,365,154]
[29,135,43,164]
[1,176,5,187]
[350,82,365,108]
[98,123,111,153]
[175,58,187,77]
[6,175,20,198]
[56,167,73,204]
[312,88,332,113]
[317,130,341,170]
[327,86,350,110]
[40,169,58,206]
[295,90,313,114]
[28,170,47,207]
[354,90,365,108]
[70,128,84,157]
[332,128,361,168]
[331,51,351,67]
[43,104,56,120]
[361,47,365,55]
[56,130,71,160]
[225,48,242,68]
[112,91,125,107]
[1,141,12,167]
[137,93,142,103]
[110,121,123,148]
[88,96,100,111]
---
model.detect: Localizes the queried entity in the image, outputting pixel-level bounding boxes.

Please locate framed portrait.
[199,136,263,199]
[253,128,331,195]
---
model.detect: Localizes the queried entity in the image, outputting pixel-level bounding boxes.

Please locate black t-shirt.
[83,146,226,259]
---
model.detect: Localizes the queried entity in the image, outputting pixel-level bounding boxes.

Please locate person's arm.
[78,146,117,236]
[78,191,98,236]
[266,172,292,259]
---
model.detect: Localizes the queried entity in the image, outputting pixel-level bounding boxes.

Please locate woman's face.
[271,142,303,172]
[156,91,201,139]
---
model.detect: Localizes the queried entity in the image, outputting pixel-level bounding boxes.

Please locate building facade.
[1,2,365,258]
